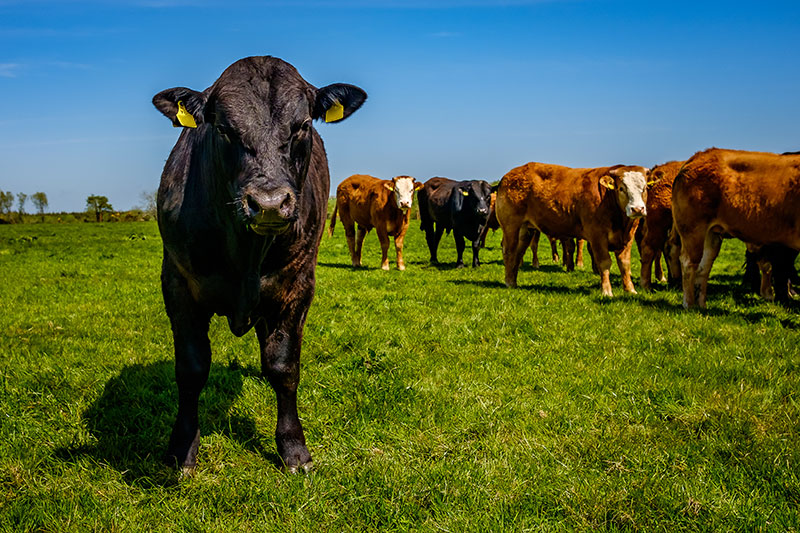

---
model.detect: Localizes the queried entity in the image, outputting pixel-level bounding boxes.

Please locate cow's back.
[674,148,800,248]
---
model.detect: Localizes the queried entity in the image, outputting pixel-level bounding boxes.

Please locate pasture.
[1,220,799,531]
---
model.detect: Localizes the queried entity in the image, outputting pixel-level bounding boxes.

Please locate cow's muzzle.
[244,187,297,234]
[628,206,647,219]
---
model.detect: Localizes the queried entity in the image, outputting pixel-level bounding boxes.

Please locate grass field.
[1,220,799,531]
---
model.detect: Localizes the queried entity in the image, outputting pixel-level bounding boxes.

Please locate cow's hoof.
[456,263,465,269]
[285,461,314,475]
[381,264,390,271]
[397,264,406,271]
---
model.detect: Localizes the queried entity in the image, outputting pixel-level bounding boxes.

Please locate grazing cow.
[672,148,800,308]
[153,56,366,473]
[496,162,649,296]
[418,177,492,267]
[329,174,421,270]
[636,160,684,290]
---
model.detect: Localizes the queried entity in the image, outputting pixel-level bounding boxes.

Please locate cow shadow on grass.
[53,359,282,487]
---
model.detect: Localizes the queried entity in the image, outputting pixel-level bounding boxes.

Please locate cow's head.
[153,56,367,235]
[384,176,422,211]
[599,166,649,219]
[451,180,492,221]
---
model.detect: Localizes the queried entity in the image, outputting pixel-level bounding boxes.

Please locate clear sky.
[1,0,799,213]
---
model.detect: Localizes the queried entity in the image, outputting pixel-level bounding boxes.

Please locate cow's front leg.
[376,226,391,270]
[163,264,212,472]
[471,237,481,267]
[256,319,312,473]
[454,231,466,268]
[589,239,614,297]
[615,242,637,294]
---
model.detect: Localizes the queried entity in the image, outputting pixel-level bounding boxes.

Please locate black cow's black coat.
[153,56,365,472]
[418,177,492,267]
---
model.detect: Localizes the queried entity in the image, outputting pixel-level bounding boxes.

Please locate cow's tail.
[328,202,338,237]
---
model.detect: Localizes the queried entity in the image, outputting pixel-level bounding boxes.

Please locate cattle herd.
[152,56,799,472]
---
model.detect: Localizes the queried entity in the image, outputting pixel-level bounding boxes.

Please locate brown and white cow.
[329,174,421,270]
[636,160,684,290]
[672,148,800,308]
[496,162,649,296]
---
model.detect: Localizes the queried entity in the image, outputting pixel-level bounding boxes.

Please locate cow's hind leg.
[561,239,575,272]
[503,223,534,287]
[339,208,359,267]
[640,243,656,291]
[530,229,541,269]
[425,223,444,264]
[695,232,723,308]
[576,239,585,268]
[162,260,213,473]
[654,251,666,283]
[454,230,466,268]
[355,226,368,267]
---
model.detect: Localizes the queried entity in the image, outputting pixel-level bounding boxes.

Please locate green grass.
[1,221,799,531]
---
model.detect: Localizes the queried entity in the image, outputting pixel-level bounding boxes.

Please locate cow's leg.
[549,237,559,264]
[425,223,440,264]
[654,251,666,283]
[640,243,655,291]
[679,231,706,308]
[454,230,466,268]
[375,226,391,271]
[530,229,541,269]
[354,226,368,267]
[561,239,575,272]
[162,261,212,472]
[757,256,774,301]
[665,229,683,289]
[256,313,312,473]
[394,222,409,271]
[339,208,358,267]
[615,242,637,294]
[576,239,585,268]
[588,239,614,297]
[471,238,481,267]
[695,232,723,308]
[503,222,533,288]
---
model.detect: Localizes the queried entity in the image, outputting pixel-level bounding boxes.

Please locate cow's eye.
[293,120,312,137]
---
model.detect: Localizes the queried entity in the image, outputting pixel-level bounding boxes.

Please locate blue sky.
[1,0,799,213]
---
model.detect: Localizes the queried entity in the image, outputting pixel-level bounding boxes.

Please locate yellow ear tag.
[176,100,197,128]
[325,101,344,123]
[461,190,469,196]
[647,180,657,186]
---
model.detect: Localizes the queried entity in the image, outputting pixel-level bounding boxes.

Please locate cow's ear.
[384,181,395,191]
[152,87,207,128]
[314,83,367,123]
[599,175,615,190]
[414,180,424,191]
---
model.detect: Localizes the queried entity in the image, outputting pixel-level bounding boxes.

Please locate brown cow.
[672,148,800,308]
[636,160,684,290]
[481,192,585,269]
[330,174,421,270]
[496,162,649,296]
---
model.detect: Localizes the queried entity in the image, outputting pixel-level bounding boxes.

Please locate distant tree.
[31,192,49,222]
[86,195,114,222]
[0,191,13,215]
[137,189,157,218]
[16,193,27,221]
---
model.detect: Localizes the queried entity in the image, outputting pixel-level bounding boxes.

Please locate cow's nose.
[630,206,646,218]
[478,207,489,215]
[400,202,411,209]
[246,187,297,224]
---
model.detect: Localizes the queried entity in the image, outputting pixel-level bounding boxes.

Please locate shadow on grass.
[53,360,282,487]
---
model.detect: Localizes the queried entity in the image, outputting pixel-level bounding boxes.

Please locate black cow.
[418,177,492,267]
[743,244,800,304]
[153,56,366,473]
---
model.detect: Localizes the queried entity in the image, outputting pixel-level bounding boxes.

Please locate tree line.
[0,190,157,224]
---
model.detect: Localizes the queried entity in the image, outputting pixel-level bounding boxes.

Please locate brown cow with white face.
[672,148,800,308]
[496,162,649,296]
[329,174,421,270]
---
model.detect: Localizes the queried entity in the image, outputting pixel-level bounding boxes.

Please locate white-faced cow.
[329,174,421,270]
[418,177,492,267]
[153,56,366,473]
[496,162,649,296]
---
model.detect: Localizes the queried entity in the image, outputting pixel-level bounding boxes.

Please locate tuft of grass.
[1,221,799,531]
